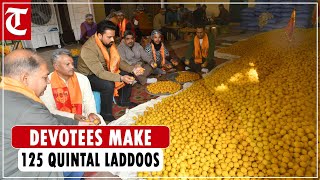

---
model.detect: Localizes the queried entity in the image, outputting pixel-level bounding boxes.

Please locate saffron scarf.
[194,33,209,64]
[151,42,165,66]
[95,33,125,96]
[50,71,82,115]
[118,19,128,38]
[0,76,43,104]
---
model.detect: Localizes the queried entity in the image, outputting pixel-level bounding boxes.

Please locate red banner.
[12,126,170,148]
[2,0,31,40]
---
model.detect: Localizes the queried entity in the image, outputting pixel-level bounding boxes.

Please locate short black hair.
[195,24,205,30]
[97,20,117,34]
[123,30,135,38]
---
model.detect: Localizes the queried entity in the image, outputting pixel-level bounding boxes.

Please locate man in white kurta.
[41,48,106,125]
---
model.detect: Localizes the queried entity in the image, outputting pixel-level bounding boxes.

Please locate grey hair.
[4,52,45,77]
[51,48,71,65]
[85,14,93,19]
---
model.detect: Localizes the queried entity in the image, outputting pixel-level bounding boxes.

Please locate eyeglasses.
[87,18,93,20]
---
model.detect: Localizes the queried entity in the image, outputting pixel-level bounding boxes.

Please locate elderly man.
[78,20,142,121]
[80,14,97,44]
[183,25,215,72]
[0,49,81,178]
[118,30,156,85]
[40,48,106,125]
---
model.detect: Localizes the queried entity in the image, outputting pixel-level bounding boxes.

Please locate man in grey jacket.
[0,50,81,178]
[117,30,157,85]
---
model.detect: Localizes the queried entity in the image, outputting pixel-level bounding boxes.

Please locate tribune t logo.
[3,3,31,40]
[6,8,28,36]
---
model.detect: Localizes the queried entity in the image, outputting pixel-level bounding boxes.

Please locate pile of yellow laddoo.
[135,28,317,177]
[175,71,201,83]
[146,81,181,94]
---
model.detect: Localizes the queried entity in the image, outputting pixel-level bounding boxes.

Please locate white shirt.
[41,72,106,125]
[200,39,203,46]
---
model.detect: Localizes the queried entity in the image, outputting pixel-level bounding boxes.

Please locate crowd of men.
[0,4,229,179]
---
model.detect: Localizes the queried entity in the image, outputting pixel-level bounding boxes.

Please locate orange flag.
[285,8,296,41]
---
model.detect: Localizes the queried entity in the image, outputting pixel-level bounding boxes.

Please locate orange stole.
[285,9,296,41]
[151,43,166,66]
[194,33,209,64]
[51,71,82,115]
[95,33,125,96]
[118,19,128,38]
[0,76,43,104]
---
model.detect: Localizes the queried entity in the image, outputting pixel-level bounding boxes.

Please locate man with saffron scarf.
[145,30,178,75]
[0,49,86,178]
[118,30,157,85]
[77,20,138,121]
[80,14,97,44]
[183,25,215,72]
[115,11,135,40]
[40,49,106,125]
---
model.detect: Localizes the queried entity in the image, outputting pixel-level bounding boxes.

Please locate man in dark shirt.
[215,4,231,25]
[193,4,206,26]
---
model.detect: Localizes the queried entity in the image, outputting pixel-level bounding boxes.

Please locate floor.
[35,25,258,120]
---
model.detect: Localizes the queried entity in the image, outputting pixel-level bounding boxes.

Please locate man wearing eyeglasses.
[80,14,97,44]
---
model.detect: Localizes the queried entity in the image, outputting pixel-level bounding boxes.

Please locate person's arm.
[80,23,87,40]
[80,46,121,82]
[120,60,135,73]
[139,44,153,64]
[117,43,128,64]
[80,74,98,117]
[185,38,194,60]
[78,75,106,125]
[17,104,78,125]
[144,44,152,57]
[40,85,75,119]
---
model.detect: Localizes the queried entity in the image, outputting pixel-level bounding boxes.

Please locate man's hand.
[201,61,208,68]
[164,64,172,69]
[88,113,101,125]
[151,62,157,68]
[74,114,86,121]
[121,75,135,84]
[185,59,190,65]
[132,66,145,76]
[171,59,179,66]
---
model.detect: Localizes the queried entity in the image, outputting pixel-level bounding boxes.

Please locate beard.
[103,41,113,48]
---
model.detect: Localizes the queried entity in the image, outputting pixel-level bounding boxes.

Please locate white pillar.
[161,0,164,8]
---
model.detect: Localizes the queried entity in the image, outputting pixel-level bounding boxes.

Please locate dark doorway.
[104,0,121,17]
[54,0,76,44]
[229,0,248,22]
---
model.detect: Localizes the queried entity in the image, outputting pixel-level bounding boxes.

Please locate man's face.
[54,54,74,77]
[124,35,135,48]
[152,34,162,44]
[117,15,124,22]
[196,28,205,39]
[26,63,50,97]
[86,17,94,25]
[160,10,166,15]
[98,30,115,47]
